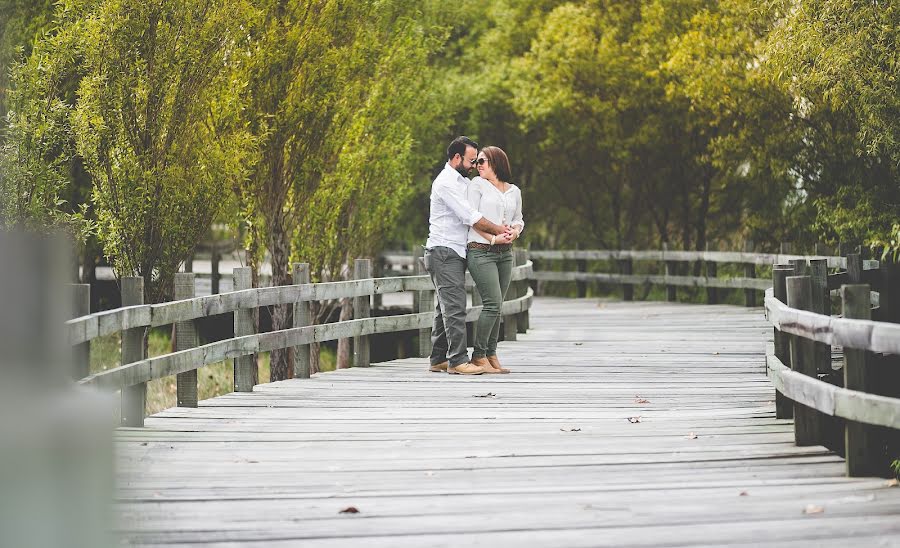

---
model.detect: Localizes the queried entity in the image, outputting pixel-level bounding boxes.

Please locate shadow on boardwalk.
[116,298,900,547]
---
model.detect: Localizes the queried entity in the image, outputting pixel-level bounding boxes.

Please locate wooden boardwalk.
[115,298,900,547]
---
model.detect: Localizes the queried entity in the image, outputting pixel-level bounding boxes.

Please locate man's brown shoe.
[471,356,501,374]
[429,361,448,373]
[447,362,485,375]
[487,355,511,374]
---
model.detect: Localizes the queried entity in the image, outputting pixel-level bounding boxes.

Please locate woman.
[466,146,524,374]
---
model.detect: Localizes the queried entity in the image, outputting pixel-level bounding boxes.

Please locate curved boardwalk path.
[116,298,900,547]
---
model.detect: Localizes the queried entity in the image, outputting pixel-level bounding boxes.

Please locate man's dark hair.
[447,136,478,161]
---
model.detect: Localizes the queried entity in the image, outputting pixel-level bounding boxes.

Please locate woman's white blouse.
[466,176,525,244]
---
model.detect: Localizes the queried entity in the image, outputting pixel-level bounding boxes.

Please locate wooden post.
[415,258,432,358]
[233,267,256,392]
[576,256,587,298]
[372,255,384,310]
[842,284,876,476]
[120,277,146,427]
[71,283,91,380]
[789,258,807,276]
[780,241,793,256]
[786,275,823,446]
[772,265,794,419]
[618,254,633,301]
[353,258,372,368]
[471,278,482,347]
[808,259,831,374]
[705,243,718,304]
[292,263,311,379]
[174,273,198,408]
[846,252,862,284]
[743,240,756,307]
[663,242,677,302]
[515,249,528,334]
[211,246,220,294]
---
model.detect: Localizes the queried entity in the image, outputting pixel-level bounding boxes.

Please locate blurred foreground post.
[0,231,114,548]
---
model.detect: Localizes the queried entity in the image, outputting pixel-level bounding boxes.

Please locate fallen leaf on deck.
[575,342,583,346]
[627,416,642,423]
[685,432,698,440]
[139,442,148,446]
[560,427,581,432]
[886,479,899,487]
[635,397,650,404]
[339,506,360,514]
[713,352,720,355]
[739,491,748,496]
[803,504,824,514]
[473,392,496,398]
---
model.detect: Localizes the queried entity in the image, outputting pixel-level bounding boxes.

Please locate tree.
[26,0,254,302]
[765,0,900,255]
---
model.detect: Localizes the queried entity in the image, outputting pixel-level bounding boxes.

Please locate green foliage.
[0,0,56,120]
[18,0,255,301]
[765,0,900,255]
[892,458,900,479]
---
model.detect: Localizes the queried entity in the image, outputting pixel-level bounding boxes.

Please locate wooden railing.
[529,248,899,477]
[764,254,900,476]
[68,254,534,426]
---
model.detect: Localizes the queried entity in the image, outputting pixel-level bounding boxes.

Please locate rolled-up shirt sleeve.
[439,180,483,227]
[512,189,525,232]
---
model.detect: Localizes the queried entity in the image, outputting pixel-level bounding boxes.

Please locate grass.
[90,328,336,415]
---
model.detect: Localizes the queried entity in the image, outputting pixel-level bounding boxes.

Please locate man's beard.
[455,164,471,177]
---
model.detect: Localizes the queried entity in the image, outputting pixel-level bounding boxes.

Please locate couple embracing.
[423,136,525,375]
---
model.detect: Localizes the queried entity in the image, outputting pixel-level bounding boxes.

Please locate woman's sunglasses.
[475,158,488,166]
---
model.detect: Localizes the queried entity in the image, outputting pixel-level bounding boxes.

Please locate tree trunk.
[336,297,352,369]
[268,219,293,381]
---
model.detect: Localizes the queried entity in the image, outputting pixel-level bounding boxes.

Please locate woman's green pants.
[467,248,513,359]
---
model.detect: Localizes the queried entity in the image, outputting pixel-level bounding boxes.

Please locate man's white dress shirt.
[425,163,483,258]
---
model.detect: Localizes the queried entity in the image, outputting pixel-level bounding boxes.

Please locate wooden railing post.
[842,284,876,476]
[415,258,432,358]
[780,241,793,256]
[373,255,384,310]
[120,277,146,427]
[470,278,482,347]
[808,259,831,374]
[174,273,198,408]
[663,242,677,302]
[515,249,528,333]
[233,267,256,392]
[789,258,807,276]
[846,252,862,284]
[292,263,311,379]
[618,253,633,301]
[576,254,587,298]
[772,265,794,419]
[743,240,756,307]
[71,283,91,380]
[353,258,372,368]
[786,275,823,446]
[705,243,718,304]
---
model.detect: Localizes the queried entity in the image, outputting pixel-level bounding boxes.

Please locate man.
[424,136,514,375]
